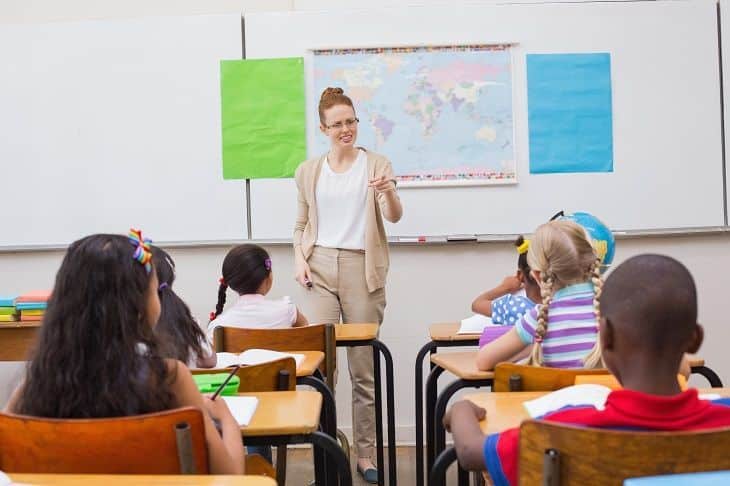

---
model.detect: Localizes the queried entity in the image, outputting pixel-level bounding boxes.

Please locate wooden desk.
[415,322,481,485]
[334,322,379,341]
[7,474,276,485]
[295,351,324,378]
[0,322,41,361]
[237,390,350,485]
[429,322,480,342]
[430,351,494,381]
[238,391,321,437]
[463,388,730,435]
[334,322,397,486]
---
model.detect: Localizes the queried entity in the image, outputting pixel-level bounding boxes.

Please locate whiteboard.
[245,0,724,239]
[0,14,246,247]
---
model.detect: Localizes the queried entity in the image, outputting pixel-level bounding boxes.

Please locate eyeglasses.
[325,117,359,131]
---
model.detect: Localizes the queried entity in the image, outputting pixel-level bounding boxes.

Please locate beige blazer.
[293,149,402,292]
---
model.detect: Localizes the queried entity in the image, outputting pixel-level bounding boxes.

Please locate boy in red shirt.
[445,254,730,486]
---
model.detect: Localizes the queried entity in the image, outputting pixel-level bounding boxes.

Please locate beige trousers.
[306,246,386,460]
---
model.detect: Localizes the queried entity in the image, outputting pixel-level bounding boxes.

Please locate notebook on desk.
[221,396,258,426]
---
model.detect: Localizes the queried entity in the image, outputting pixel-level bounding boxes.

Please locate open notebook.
[216,349,305,369]
[221,396,258,426]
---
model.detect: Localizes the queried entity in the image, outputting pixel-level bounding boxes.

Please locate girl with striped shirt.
[476,220,603,370]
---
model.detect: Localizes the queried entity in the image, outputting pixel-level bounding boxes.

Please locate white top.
[315,149,368,250]
[187,334,214,369]
[206,294,297,340]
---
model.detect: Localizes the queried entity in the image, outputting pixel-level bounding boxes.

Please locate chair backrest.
[214,324,336,385]
[518,420,730,486]
[0,407,208,474]
[191,357,297,392]
[493,363,610,392]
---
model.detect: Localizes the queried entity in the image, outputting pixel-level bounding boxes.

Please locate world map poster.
[311,45,516,186]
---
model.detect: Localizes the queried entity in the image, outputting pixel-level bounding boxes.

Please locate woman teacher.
[293,87,402,483]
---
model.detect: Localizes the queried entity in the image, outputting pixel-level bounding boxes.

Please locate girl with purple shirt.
[476,220,603,371]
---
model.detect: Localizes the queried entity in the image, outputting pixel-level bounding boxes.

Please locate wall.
[1,0,729,444]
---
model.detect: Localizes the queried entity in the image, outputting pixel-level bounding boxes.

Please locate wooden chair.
[519,420,730,485]
[213,324,336,389]
[246,453,276,479]
[191,357,295,486]
[0,407,208,474]
[493,362,610,392]
[190,356,297,393]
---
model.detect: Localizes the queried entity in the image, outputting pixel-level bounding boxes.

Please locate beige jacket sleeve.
[293,165,308,250]
[377,159,403,223]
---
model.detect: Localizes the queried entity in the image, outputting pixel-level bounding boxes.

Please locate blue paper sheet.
[527,53,613,174]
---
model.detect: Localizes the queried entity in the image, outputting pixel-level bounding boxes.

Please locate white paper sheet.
[523,384,611,418]
[458,314,494,334]
[221,396,259,426]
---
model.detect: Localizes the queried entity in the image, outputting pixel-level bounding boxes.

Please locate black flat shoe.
[357,464,379,484]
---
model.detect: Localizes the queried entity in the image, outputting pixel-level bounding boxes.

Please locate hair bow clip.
[264,258,272,271]
[209,311,216,321]
[128,228,152,274]
[219,277,226,286]
[535,335,544,343]
[517,239,530,255]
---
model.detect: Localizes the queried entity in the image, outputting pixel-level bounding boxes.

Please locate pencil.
[210,365,241,400]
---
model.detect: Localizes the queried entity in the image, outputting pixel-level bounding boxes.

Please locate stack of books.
[16,290,51,322]
[0,295,18,323]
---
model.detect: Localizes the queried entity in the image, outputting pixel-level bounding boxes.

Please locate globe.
[560,212,615,268]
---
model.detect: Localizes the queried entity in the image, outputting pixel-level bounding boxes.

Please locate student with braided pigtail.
[206,244,308,342]
[476,220,603,371]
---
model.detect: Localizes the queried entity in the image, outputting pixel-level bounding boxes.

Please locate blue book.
[15,302,47,310]
[0,296,17,307]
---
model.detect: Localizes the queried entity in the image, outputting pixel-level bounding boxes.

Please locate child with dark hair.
[446,254,730,486]
[471,235,541,347]
[207,244,308,340]
[4,231,245,474]
[152,246,216,368]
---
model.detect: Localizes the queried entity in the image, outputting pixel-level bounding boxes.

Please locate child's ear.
[686,323,704,354]
[320,123,327,135]
[599,317,614,351]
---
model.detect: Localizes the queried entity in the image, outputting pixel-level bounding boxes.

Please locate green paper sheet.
[220,58,306,179]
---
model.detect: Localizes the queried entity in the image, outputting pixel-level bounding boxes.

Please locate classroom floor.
[286,446,459,485]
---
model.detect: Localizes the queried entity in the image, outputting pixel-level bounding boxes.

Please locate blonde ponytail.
[582,258,604,368]
[528,273,554,367]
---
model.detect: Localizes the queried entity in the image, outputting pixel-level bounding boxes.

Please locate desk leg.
[415,341,438,486]
[429,446,458,486]
[311,430,353,486]
[373,345,385,486]
[691,365,724,388]
[373,339,397,486]
[433,378,492,465]
[425,366,445,477]
[298,375,338,486]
